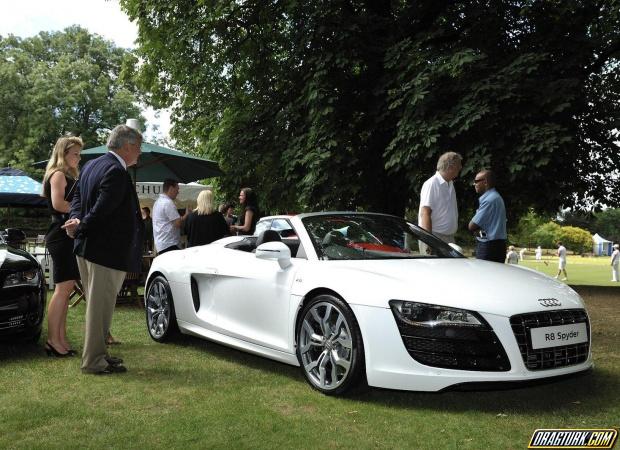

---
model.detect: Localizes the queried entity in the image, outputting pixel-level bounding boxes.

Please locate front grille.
[0,290,44,332]
[510,309,590,371]
[394,322,511,372]
[0,313,26,330]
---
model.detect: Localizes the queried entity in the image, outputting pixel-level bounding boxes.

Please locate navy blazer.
[70,152,144,272]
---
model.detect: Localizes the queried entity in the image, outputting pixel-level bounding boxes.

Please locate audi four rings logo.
[538,298,562,307]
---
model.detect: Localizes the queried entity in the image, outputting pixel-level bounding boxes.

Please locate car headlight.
[389,300,484,328]
[3,269,40,288]
[388,300,510,372]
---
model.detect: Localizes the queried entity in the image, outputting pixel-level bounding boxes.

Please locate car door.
[210,247,299,353]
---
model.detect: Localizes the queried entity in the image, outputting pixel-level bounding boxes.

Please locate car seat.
[255,229,282,247]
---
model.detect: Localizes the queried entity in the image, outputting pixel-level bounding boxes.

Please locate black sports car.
[0,229,46,342]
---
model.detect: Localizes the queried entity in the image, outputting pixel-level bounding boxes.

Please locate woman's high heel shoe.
[45,342,69,358]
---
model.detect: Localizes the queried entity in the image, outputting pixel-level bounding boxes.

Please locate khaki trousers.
[419,232,455,255]
[77,257,126,373]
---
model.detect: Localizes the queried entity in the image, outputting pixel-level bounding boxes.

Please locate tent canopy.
[592,233,611,244]
[0,167,47,208]
[80,142,223,183]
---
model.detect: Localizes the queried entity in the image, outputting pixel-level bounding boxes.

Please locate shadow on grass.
[351,367,619,414]
[0,341,47,362]
[138,333,619,415]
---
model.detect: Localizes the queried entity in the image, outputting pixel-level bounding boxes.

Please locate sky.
[0,0,171,142]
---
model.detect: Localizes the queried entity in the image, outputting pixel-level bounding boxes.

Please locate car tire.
[296,294,366,395]
[29,329,42,344]
[145,275,179,342]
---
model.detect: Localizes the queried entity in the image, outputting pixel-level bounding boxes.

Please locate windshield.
[302,214,463,260]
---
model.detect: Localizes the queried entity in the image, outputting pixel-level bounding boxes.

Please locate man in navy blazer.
[64,124,144,374]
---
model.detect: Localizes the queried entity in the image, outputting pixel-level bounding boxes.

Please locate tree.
[557,209,596,233]
[531,222,562,249]
[593,208,620,243]
[510,209,549,248]
[121,0,620,215]
[558,226,592,254]
[0,27,143,173]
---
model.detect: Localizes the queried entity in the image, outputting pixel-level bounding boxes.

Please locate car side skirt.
[177,320,300,366]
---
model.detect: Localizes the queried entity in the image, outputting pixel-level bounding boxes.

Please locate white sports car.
[144,212,592,395]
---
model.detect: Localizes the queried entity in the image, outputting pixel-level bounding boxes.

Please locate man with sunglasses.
[468,169,507,263]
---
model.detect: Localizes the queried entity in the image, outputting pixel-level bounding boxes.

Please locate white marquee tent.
[592,233,612,256]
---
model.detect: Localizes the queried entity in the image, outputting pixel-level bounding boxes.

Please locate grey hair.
[436,152,463,172]
[106,125,143,151]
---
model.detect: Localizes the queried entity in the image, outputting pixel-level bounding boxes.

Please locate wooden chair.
[69,281,86,307]
[116,272,142,306]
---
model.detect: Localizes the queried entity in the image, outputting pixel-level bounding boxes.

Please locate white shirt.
[108,150,127,169]
[418,172,458,235]
[152,193,181,252]
[558,245,567,261]
[612,249,620,266]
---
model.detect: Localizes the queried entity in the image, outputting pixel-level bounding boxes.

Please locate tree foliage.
[121,0,620,215]
[531,221,592,253]
[510,208,549,247]
[0,27,143,173]
[558,225,592,254]
[593,208,620,242]
[531,221,562,248]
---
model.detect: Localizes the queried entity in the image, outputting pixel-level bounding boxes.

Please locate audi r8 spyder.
[0,229,46,342]
[144,212,592,395]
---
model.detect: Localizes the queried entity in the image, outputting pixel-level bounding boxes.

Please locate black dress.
[44,173,80,283]
[238,206,259,235]
[183,211,229,247]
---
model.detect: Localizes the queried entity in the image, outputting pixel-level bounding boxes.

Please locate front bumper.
[351,304,593,392]
[0,284,46,340]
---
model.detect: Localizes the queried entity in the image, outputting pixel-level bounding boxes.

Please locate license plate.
[530,323,588,349]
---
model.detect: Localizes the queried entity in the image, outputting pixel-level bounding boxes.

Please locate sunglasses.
[473,178,486,184]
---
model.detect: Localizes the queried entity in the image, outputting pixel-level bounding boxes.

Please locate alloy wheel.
[298,301,353,391]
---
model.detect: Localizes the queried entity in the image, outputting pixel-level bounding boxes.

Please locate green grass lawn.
[520,255,620,287]
[1,286,618,449]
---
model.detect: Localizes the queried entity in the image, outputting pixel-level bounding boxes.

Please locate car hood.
[314,258,583,316]
[0,245,38,271]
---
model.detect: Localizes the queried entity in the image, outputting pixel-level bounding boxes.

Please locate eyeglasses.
[473,178,485,184]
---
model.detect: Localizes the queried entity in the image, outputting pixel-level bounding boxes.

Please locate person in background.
[519,247,527,261]
[63,124,144,374]
[220,202,237,228]
[418,152,462,245]
[152,178,188,254]
[231,187,260,235]
[505,245,519,265]
[468,169,507,263]
[184,190,229,247]
[141,206,153,253]
[554,241,568,281]
[610,243,619,282]
[535,245,542,261]
[42,136,83,357]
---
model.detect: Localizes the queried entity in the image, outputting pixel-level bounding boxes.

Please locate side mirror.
[256,241,292,269]
[5,228,26,243]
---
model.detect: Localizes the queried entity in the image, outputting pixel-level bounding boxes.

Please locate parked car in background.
[144,212,592,395]
[0,229,46,342]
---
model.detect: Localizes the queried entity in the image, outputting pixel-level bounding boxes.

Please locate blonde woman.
[183,189,229,247]
[42,136,82,357]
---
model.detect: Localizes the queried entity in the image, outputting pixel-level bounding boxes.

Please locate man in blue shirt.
[468,169,507,263]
